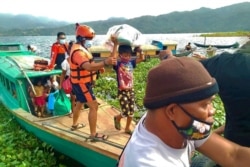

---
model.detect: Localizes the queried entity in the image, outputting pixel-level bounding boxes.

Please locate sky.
[0,0,249,23]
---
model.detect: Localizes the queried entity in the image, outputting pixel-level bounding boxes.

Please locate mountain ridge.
[1,2,250,36]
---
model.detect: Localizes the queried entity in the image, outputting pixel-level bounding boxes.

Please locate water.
[0,34,249,58]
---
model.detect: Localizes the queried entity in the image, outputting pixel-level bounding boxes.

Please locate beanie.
[143,57,219,109]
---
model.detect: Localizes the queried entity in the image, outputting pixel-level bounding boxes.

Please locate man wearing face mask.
[49,32,68,69]
[117,56,250,167]
[69,23,117,141]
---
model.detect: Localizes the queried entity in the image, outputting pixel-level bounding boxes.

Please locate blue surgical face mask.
[84,40,92,48]
[172,104,212,140]
[59,39,66,44]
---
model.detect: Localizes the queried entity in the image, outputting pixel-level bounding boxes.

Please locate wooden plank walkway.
[14,98,135,161]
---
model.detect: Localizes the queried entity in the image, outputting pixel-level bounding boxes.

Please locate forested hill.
[0,13,69,30]
[1,2,250,36]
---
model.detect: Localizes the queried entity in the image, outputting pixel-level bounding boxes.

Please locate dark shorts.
[118,89,135,117]
[72,82,96,103]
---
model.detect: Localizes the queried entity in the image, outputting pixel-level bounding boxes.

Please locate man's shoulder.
[52,42,59,46]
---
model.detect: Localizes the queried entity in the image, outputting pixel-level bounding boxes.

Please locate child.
[113,43,145,135]
[33,79,46,117]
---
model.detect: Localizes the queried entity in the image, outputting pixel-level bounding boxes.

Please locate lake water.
[0,34,249,58]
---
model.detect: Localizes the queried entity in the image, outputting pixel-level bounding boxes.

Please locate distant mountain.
[1,2,250,36]
[0,13,69,32]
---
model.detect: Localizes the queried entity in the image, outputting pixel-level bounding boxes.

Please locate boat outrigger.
[0,43,134,166]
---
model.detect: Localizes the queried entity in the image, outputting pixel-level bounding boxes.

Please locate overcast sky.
[0,0,249,23]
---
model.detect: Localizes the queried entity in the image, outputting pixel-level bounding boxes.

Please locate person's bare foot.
[69,113,73,118]
[37,112,42,117]
[124,129,133,135]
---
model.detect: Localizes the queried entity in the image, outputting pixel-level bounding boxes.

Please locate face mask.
[120,57,130,63]
[84,40,92,48]
[59,39,66,44]
[172,104,212,140]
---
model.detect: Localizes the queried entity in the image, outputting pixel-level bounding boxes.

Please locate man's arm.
[213,125,225,135]
[197,133,250,167]
[192,53,207,60]
[73,51,116,71]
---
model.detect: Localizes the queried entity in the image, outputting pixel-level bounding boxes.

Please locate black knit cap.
[144,57,219,109]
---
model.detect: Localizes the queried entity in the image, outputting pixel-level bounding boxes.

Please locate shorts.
[34,96,46,107]
[72,82,96,103]
[118,89,135,117]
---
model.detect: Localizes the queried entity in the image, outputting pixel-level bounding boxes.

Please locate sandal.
[125,130,133,135]
[71,123,86,131]
[87,133,109,142]
[114,116,121,130]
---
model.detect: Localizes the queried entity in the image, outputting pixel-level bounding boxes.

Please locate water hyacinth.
[94,58,225,128]
[0,104,85,167]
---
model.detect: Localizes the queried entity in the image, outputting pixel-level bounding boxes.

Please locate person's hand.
[111,56,117,65]
[104,56,117,66]
[192,53,206,60]
[99,67,105,73]
[135,46,143,54]
[110,35,118,45]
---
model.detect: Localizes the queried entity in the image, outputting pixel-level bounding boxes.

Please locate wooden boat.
[173,47,196,57]
[0,43,133,167]
[90,40,178,61]
[151,40,178,51]
[90,44,160,60]
[193,42,239,49]
[173,50,192,57]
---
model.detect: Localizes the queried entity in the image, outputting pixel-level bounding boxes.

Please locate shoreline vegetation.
[200,31,250,37]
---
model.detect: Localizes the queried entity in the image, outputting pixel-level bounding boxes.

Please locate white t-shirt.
[118,113,210,167]
[61,59,70,76]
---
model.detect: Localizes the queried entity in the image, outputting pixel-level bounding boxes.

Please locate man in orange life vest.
[69,23,117,141]
[49,32,68,69]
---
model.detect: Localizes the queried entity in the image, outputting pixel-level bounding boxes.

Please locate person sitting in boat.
[185,42,192,51]
[48,32,69,70]
[27,44,37,53]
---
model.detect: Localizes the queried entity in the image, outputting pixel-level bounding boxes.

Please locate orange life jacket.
[69,44,97,84]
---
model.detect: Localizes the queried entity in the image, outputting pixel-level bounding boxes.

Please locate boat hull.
[174,50,193,57]
[12,111,117,167]
[194,42,239,49]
